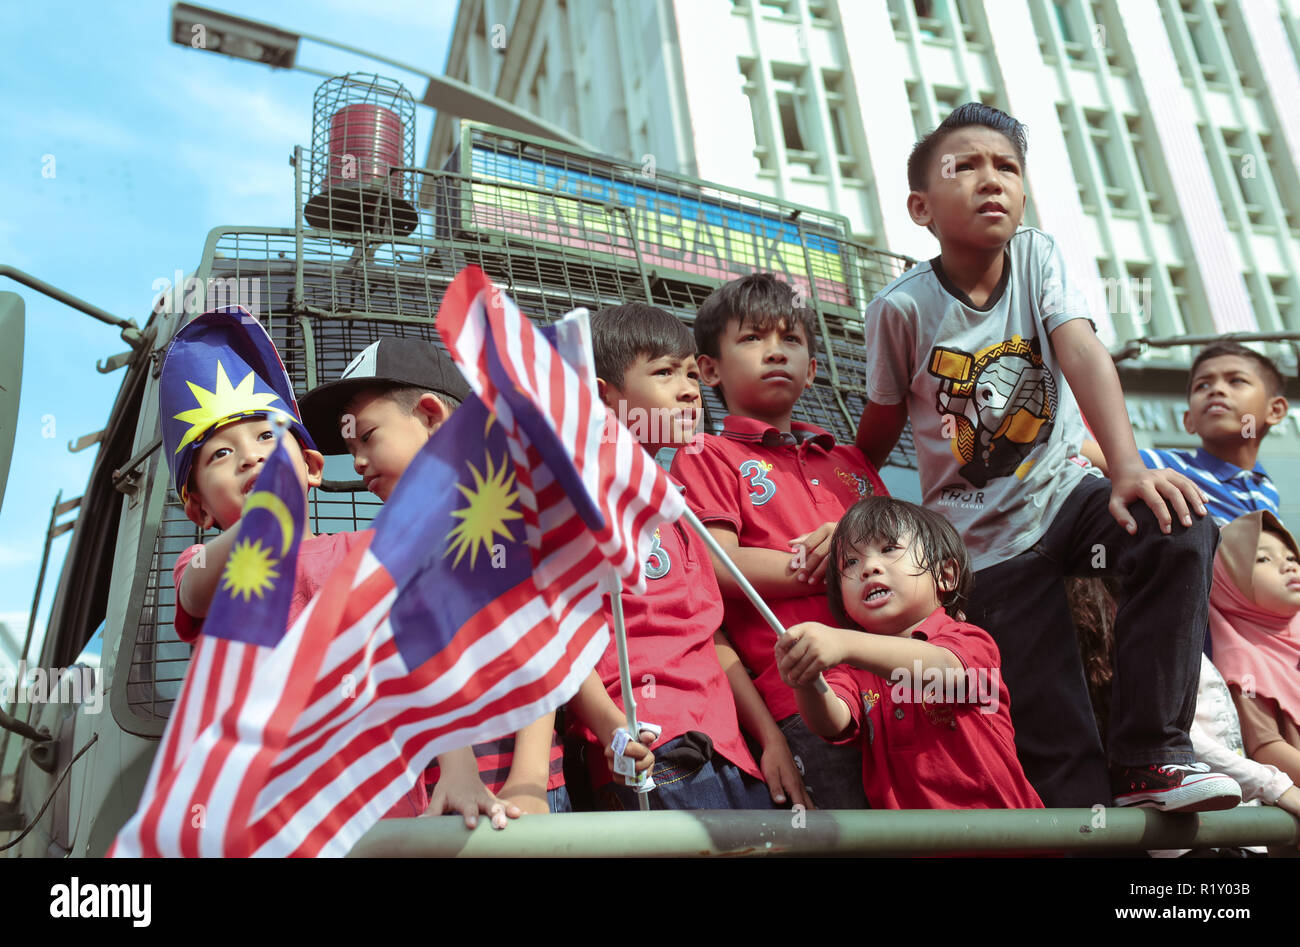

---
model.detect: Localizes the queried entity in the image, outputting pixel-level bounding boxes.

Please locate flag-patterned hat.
[160,306,316,500]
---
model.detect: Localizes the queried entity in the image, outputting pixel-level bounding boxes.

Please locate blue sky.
[0,0,456,660]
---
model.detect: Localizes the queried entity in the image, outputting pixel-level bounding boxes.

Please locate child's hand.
[758,735,813,809]
[776,622,845,687]
[603,727,657,781]
[427,767,522,830]
[789,522,838,585]
[1107,461,1208,535]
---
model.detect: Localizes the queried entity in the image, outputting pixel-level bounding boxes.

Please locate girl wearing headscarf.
[1207,511,1300,804]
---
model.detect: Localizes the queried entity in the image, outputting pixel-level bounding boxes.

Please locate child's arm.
[713,631,811,808]
[1079,439,1108,475]
[426,747,523,830]
[704,524,834,600]
[781,621,964,740]
[790,674,853,741]
[776,621,964,694]
[498,713,556,814]
[1233,687,1300,785]
[177,529,243,618]
[855,399,909,471]
[567,670,656,778]
[1050,320,1207,533]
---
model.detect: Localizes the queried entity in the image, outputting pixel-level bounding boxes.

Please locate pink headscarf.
[1209,511,1300,731]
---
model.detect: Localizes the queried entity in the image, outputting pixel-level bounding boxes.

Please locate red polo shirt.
[668,416,886,720]
[825,609,1042,810]
[576,512,762,788]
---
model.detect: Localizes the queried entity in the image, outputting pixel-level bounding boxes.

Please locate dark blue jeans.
[965,475,1216,808]
[596,735,774,811]
[778,713,869,810]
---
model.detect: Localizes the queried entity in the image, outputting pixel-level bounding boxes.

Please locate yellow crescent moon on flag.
[242,491,296,556]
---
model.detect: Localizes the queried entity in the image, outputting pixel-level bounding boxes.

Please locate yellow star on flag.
[221,537,281,601]
[444,452,524,570]
[172,360,283,454]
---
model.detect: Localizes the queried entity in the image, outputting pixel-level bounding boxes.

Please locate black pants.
[966,475,1217,808]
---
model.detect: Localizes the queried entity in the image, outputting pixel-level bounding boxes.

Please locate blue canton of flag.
[380,394,533,668]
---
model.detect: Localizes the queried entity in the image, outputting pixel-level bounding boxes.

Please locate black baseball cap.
[299,338,472,454]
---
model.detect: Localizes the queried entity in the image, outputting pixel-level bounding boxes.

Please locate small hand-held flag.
[111,418,306,857]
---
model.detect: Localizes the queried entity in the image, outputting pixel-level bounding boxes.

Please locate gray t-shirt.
[863,227,1100,571]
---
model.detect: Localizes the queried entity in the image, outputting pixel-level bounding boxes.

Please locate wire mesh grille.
[125,121,916,726]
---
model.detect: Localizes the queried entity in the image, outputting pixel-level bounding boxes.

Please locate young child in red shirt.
[669,274,886,809]
[776,496,1042,810]
[567,302,808,810]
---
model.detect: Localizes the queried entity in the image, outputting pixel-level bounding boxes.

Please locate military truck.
[0,71,916,857]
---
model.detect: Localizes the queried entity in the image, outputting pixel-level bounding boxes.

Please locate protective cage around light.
[304,73,419,237]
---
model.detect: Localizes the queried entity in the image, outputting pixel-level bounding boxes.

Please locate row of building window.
[740,58,861,180]
[737,43,1296,242]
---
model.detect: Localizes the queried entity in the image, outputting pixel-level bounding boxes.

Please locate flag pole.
[603,571,651,810]
[680,507,829,695]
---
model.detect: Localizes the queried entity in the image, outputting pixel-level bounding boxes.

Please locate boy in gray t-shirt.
[857,103,1240,813]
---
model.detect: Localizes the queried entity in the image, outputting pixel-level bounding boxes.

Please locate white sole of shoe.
[1113,775,1242,813]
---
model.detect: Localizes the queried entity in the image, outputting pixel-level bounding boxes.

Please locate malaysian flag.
[115,268,683,857]
[111,425,306,857]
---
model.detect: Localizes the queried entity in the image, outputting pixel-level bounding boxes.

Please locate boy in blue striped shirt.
[1142,343,1286,525]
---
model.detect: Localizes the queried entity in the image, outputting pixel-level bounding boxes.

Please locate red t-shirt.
[824,609,1042,810]
[576,513,762,787]
[172,531,368,642]
[172,531,428,819]
[668,416,886,719]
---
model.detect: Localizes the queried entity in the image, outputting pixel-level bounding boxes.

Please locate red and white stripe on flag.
[437,266,684,594]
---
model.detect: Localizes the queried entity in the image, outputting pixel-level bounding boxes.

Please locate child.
[856,102,1240,811]
[1209,512,1300,787]
[161,308,427,819]
[300,337,632,825]
[669,274,887,809]
[776,496,1041,809]
[1085,341,1287,526]
[567,302,808,810]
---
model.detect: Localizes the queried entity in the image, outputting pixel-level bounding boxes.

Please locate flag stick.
[603,571,651,810]
[680,507,830,695]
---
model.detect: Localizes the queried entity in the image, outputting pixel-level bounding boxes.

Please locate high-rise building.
[426,0,1300,517]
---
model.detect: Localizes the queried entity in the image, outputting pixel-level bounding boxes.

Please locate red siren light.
[304,73,419,236]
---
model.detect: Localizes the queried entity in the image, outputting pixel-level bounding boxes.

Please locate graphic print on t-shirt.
[835,466,873,498]
[926,334,1057,489]
[644,527,670,580]
[738,459,777,506]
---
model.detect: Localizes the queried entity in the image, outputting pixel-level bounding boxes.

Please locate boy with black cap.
[300,338,587,825]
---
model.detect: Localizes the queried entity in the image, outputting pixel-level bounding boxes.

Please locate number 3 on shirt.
[739,459,776,506]
[645,528,670,579]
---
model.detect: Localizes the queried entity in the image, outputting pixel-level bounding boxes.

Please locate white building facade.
[428,0,1300,357]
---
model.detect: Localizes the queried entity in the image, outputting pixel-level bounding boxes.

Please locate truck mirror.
[0,292,24,512]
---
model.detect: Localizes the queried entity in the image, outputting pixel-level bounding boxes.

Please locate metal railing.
[349,807,1300,858]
